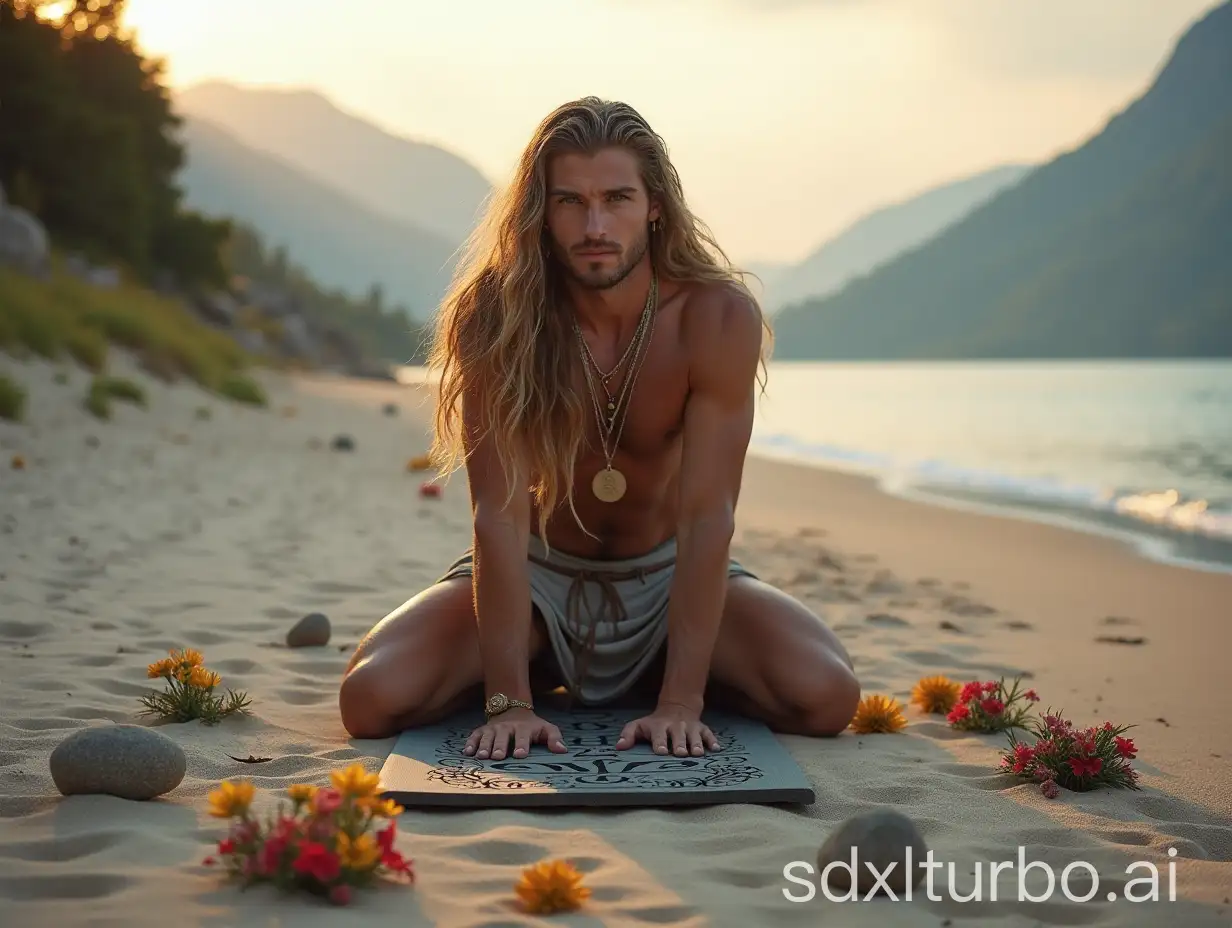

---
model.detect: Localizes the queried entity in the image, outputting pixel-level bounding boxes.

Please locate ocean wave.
[747,433,1232,550]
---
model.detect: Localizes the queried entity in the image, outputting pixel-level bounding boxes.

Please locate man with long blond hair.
[340,97,859,760]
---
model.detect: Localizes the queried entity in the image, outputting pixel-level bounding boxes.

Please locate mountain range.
[754,163,1033,313]
[767,0,1232,359]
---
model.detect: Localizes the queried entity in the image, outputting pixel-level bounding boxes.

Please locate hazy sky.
[122,0,1222,264]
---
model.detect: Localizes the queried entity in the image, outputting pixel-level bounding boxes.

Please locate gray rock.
[287,612,331,647]
[49,724,186,801]
[382,402,399,417]
[0,203,51,279]
[816,809,928,898]
[331,434,355,452]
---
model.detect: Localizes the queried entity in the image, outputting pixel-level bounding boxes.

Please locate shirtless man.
[339,97,860,761]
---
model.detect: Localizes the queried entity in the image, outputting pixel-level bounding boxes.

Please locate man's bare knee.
[339,658,405,739]
[780,659,861,737]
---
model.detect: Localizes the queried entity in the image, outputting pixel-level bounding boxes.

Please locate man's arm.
[656,285,764,713]
[462,387,535,705]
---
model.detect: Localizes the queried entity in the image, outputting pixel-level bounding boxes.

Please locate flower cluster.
[945,676,1038,733]
[140,648,251,724]
[1000,712,1140,798]
[515,859,592,914]
[204,763,414,906]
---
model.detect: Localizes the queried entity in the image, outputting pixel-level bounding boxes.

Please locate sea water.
[749,359,1232,574]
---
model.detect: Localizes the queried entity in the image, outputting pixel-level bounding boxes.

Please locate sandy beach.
[2,351,1230,927]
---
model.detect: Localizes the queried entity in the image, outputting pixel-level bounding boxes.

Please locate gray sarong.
[437,536,757,705]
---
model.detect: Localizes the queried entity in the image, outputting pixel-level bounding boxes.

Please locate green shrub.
[217,372,267,407]
[95,375,146,408]
[0,372,26,422]
[83,382,110,420]
[65,325,108,372]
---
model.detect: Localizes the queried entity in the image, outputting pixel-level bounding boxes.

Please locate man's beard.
[556,227,650,290]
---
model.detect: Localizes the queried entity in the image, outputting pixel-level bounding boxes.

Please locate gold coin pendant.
[592,467,626,503]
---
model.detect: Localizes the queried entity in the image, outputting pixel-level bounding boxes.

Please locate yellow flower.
[330,763,381,799]
[357,796,404,818]
[171,648,205,668]
[848,694,909,734]
[207,780,255,818]
[336,831,381,870]
[147,658,175,679]
[187,666,221,689]
[515,859,591,915]
[911,675,962,714]
[287,784,318,804]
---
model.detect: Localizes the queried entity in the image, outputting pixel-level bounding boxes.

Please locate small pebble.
[331,435,355,452]
[287,612,331,647]
[816,809,928,897]
[50,724,186,801]
[382,402,399,416]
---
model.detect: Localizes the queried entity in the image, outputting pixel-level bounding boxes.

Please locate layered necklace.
[573,273,659,503]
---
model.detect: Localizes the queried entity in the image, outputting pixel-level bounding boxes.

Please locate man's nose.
[586,206,609,237]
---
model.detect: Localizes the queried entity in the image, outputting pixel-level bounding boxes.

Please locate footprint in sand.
[1004,620,1034,631]
[865,613,910,628]
[1101,615,1139,626]
[0,620,49,640]
[940,595,997,617]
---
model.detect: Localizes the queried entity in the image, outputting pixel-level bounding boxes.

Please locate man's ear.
[648,198,661,224]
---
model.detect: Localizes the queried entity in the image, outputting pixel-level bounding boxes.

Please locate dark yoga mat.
[378,706,816,808]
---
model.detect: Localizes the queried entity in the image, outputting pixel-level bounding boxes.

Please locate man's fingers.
[464,727,483,756]
[490,724,512,760]
[652,722,670,755]
[670,722,689,756]
[476,727,495,759]
[512,725,532,760]
[543,723,568,754]
[616,721,642,750]
[687,725,706,756]
[703,725,721,752]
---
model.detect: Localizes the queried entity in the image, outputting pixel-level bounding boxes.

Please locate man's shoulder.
[676,278,765,360]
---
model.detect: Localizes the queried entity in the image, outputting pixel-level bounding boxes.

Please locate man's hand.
[462,708,567,760]
[615,702,721,756]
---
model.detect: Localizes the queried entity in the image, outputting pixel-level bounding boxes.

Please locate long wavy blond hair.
[427,96,772,541]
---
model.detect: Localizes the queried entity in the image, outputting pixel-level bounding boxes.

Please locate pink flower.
[1041,779,1060,799]
[329,884,352,906]
[1024,689,1039,701]
[312,788,343,816]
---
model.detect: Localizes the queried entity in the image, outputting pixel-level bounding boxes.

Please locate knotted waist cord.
[527,552,675,702]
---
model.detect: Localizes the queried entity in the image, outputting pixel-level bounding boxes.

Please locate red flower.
[377,823,397,853]
[1010,744,1035,774]
[1114,736,1137,759]
[382,849,414,880]
[259,836,288,876]
[1068,756,1103,777]
[217,838,235,856]
[1041,779,1060,799]
[959,682,983,703]
[946,703,970,723]
[980,698,1005,715]
[1024,689,1039,701]
[293,841,341,883]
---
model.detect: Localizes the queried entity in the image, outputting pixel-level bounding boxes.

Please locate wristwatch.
[485,692,533,719]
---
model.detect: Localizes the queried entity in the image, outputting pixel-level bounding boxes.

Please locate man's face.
[544,147,660,290]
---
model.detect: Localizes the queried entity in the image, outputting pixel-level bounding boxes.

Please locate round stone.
[816,809,928,898]
[287,611,331,648]
[49,724,186,801]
